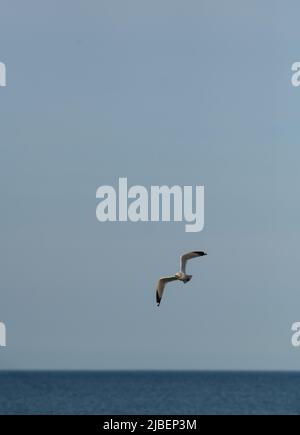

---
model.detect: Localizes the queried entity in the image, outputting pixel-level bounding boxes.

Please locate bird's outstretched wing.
[156,276,178,306]
[180,251,207,274]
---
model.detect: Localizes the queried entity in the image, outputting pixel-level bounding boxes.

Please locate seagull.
[156,251,207,306]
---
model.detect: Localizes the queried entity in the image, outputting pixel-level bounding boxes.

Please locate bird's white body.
[156,250,207,306]
[175,271,192,283]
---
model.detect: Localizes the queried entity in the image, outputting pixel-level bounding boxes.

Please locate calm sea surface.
[0,371,299,415]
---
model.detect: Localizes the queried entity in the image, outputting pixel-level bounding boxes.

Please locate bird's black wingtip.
[156,292,161,306]
[194,251,207,256]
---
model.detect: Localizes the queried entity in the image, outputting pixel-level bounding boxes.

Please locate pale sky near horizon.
[1,0,300,370]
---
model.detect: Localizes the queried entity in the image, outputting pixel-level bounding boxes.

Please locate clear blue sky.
[1,0,300,369]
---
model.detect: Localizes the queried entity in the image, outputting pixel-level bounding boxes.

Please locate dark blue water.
[0,371,300,415]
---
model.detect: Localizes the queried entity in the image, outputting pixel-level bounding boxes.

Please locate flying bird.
[156,251,207,306]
